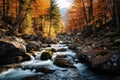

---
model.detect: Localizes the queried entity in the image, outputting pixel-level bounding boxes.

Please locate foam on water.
[21,59,52,69]
[0,68,39,80]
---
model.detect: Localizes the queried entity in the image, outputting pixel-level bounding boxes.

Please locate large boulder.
[0,53,31,65]
[0,37,31,65]
[0,37,26,58]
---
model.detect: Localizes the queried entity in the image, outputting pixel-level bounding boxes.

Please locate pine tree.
[48,0,61,37]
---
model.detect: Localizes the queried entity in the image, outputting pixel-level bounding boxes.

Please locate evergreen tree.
[48,0,61,37]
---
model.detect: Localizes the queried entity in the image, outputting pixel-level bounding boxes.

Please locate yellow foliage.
[23,12,35,35]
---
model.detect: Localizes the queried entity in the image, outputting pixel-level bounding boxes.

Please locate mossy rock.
[48,48,57,52]
[40,51,53,60]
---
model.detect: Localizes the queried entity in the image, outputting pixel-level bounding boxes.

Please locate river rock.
[36,67,54,73]
[0,56,23,65]
[40,51,53,60]
[42,44,51,48]
[53,55,76,68]
[22,75,39,80]
[113,39,120,46]
[55,55,67,58]
[0,53,31,65]
[68,44,77,50]
[57,48,67,52]
[22,34,38,41]
[26,41,42,52]
[48,48,57,52]
[0,37,26,58]
[22,53,31,61]
[42,37,56,44]
[0,37,31,65]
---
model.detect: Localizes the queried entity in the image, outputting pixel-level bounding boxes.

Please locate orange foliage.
[31,0,50,18]
[66,0,111,33]
[0,0,50,18]
[9,0,19,17]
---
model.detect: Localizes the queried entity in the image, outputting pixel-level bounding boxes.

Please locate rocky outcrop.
[76,38,120,73]
[74,26,120,73]
[90,50,120,73]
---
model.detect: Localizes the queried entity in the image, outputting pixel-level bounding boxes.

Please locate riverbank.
[0,35,57,72]
[68,25,120,74]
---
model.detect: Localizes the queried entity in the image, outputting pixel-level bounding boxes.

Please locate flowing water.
[0,43,117,80]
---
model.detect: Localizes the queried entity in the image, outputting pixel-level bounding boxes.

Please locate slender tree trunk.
[109,0,113,19]
[48,14,52,37]
[44,16,46,28]
[48,0,52,37]
[81,0,88,35]
[16,1,19,18]
[114,0,120,28]
[3,0,6,17]
[89,0,95,32]
[6,0,10,15]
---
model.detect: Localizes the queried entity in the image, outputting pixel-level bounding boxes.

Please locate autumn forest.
[0,0,120,80]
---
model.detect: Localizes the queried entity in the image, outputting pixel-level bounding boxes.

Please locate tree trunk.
[89,0,95,33]
[114,0,120,28]
[2,0,6,17]
[6,0,10,15]
[81,0,88,35]
[48,0,52,37]
[111,0,120,28]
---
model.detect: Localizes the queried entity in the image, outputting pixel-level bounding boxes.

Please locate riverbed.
[0,43,118,80]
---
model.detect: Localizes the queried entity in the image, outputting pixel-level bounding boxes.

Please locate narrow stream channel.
[0,43,116,80]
